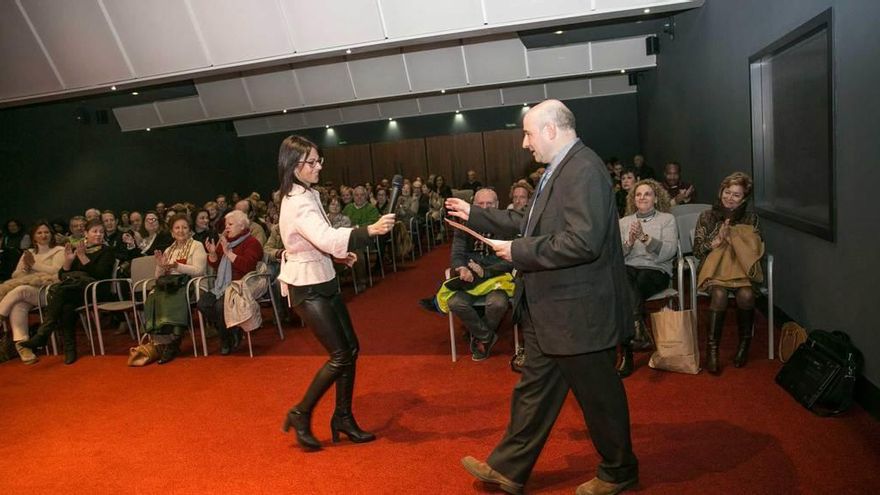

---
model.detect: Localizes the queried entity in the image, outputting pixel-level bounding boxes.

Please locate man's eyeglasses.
[299,157,324,167]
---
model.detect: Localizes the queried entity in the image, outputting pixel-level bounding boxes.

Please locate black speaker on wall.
[627,73,639,86]
[646,35,660,55]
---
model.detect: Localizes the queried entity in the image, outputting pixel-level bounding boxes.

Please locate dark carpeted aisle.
[1,243,878,494]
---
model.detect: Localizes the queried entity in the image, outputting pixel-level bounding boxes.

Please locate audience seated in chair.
[20,219,116,364]
[0,219,31,281]
[0,222,65,364]
[662,161,696,206]
[459,170,483,194]
[235,199,268,246]
[507,182,533,212]
[143,214,207,364]
[198,210,262,355]
[615,167,637,217]
[693,172,763,375]
[342,186,379,292]
[446,188,514,362]
[616,179,678,377]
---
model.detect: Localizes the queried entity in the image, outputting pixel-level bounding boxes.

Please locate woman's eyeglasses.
[299,157,324,167]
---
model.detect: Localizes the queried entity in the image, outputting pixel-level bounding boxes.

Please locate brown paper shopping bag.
[648,307,700,374]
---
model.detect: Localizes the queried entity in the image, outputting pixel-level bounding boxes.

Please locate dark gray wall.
[638,0,880,386]
[0,94,639,223]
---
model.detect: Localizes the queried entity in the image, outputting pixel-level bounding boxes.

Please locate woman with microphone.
[277,135,395,451]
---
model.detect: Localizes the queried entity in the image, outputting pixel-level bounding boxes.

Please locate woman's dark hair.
[194,209,210,229]
[711,171,754,222]
[29,220,56,248]
[140,210,164,237]
[278,135,319,195]
[5,219,23,234]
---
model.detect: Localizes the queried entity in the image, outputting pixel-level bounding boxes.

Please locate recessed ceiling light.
[282,109,287,113]
[346,49,352,54]
[455,110,460,114]
[131,91,139,96]
[523,103,528,107]
[620,69,626,73]
[388,117,393,121]
[146,127,151,132]
[440,89,446,94]
[554,30,564,35]
[325,125,330,129]
[644,8,651,13]
[110,85,117,91]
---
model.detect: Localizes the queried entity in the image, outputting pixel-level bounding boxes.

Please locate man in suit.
[445,99,638,495]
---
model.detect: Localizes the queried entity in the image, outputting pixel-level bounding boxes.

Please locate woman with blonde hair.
[693,172,762,374]
[616,179,678,376]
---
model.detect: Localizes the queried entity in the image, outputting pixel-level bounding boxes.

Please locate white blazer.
[278,184,352,291]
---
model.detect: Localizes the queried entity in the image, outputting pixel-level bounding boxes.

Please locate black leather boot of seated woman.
[331,361,375,443]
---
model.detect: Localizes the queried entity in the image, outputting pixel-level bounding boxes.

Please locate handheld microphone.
[387,174,403,214]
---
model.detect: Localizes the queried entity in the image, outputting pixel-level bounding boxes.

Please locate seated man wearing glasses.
[447,188,514,361]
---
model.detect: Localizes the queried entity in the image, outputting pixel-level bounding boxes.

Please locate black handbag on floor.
[775,329,863,416]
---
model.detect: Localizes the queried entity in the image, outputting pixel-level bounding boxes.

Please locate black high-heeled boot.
[19,321,54,350]
[282,408,321,450]
[733,308,754,368]
[706,310,725,375]
[62,327,77,365]
[331,363,375,444]
[617,341,634,378]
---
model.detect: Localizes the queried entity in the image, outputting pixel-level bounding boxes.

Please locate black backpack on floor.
[775,330,863,416]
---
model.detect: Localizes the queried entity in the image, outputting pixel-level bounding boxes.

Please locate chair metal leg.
[268,282,285,340]
[447,311,457,362]
[247,331,254,358]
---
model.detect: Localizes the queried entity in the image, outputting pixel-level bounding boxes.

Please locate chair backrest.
[130,255,157,284]
[671,203,711,254]
[451,188,474,203]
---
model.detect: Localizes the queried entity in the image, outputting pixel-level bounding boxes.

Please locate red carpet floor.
[2,243,879,494]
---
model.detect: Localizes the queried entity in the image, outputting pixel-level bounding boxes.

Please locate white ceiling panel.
[155,96,206,125]
[188,0,292,65]
[590,74,633,95]
[196,78,253,118]
[341,103,382,123]
[295,62,356,105]
[592,36,654,71]
[502,84,546,105]
[545,78,591,100]
[113,103,161,131]
[234,118,271,137]
[348,52,410,100]
[379,99,420,118]
[20,0,132,88]
[483,0,588,24]
[596,0,657,10]
[303,108,343,127]
[379,0,484,39]
[0,1,61,99]
[282,0,385,52]
[103,0,208,77]
[527,43,590,78]
[459,89,503,109]
[266,112,306,131]
[464,36,527,85]
[404,44,467,92]
[417,94,462,114]
[243,69,303,112]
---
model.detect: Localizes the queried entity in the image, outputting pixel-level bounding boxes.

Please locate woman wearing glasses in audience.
[276,135,395,451]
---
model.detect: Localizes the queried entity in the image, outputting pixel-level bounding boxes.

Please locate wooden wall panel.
[323,144,372,186]
[451,133,485,189]
[426,132,485,188]
[370,138,427,184]
[483,129,534,192]
[425,135,454,185]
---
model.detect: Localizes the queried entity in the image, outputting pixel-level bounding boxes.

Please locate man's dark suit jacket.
[467,140,633,355]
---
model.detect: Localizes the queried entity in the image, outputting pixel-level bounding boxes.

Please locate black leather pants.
[292,286,360,415]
